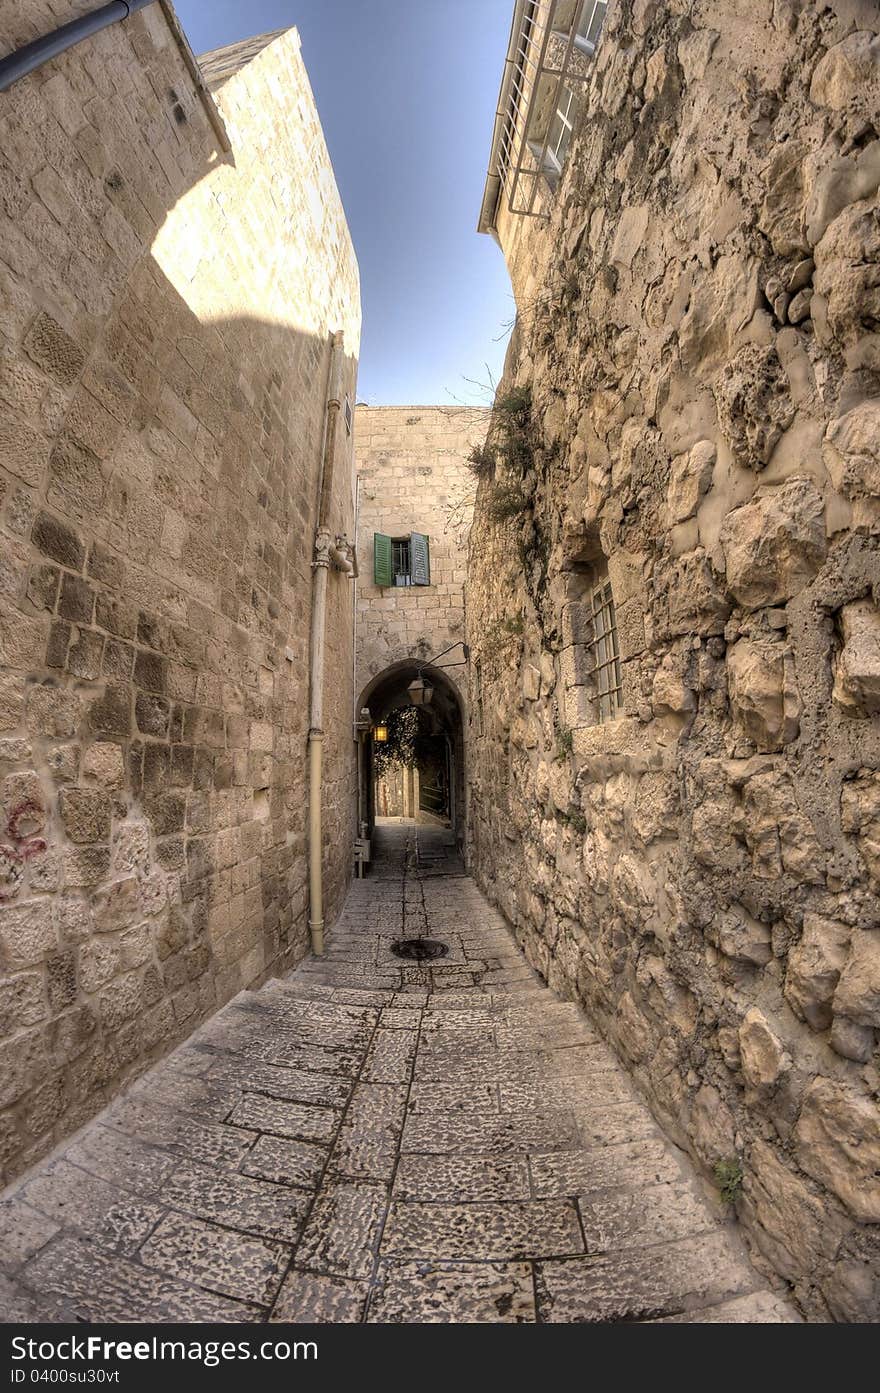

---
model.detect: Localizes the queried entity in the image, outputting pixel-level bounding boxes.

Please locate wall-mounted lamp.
[405,641,468,707]
[407,677,434,707]
[373,724,388,742]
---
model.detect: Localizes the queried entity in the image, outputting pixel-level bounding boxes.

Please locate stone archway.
[356,660,467,851]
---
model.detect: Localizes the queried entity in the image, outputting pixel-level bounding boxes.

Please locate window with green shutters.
[374,533,393,587]
[373,532,431,587]
[410,532,430,586]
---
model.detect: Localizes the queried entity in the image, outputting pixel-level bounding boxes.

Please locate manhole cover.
[390,938,449,961]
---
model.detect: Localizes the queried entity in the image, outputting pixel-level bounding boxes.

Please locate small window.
[586,576,622,722]
[392,538,412,586]
[528,85,579,184]
[560,561,623,729]
[373,532,430,587]
[575,0,607,54]
[343,397,353,435]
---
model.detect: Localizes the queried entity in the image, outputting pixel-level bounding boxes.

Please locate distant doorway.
[357,660,466,851]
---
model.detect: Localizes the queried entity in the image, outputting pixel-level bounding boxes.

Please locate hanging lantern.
[407,676,434,706]
[373,723,388,742]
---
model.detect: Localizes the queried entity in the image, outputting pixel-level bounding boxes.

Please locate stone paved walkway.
[0,825,798,1323]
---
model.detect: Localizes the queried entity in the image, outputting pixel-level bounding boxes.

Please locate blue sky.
[174,1,515,405]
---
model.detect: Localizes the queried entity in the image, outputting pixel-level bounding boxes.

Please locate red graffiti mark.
[1,801,48,897]
[0,844,24,903]
[7,799,45,843]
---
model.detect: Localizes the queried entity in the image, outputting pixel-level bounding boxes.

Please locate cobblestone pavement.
[0,825,798,1323]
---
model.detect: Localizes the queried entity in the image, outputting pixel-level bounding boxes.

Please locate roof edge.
[477,0,532,237]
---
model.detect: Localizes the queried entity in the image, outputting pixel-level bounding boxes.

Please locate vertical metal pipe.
[308,332,345,956]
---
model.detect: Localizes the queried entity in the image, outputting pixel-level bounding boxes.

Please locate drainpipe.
[0,1,155,91]
[308,332,346,956]
[0,1,231,153]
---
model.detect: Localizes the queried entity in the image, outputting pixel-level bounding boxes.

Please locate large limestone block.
[665,441,715,525]
[687,1083,735,1168]
[521,664,541,702]
[812,196,880,349]
[833,929,880,1028]
[806,142,880,250]
[610,204,649,272]
[743,1139,851,1288]
[810,31,880,113]
[678,253,761,375]
[738,1008,790,1091]
[652,659,695,719]
[637,954,699,1037]
[691,790,744,874]
[824,401,880,501]
[759,140,810,257]
[737,767,824,883]
[630,769,679,844]
[840,770,880,883]
[716,904,772,968]
[796,1078,880,1223]
[727,638,800,751]
[832,598,880,717]
[784,913,851,1031]
[720,477,827,608]
[662,549,731,636]
[713,344,795,471]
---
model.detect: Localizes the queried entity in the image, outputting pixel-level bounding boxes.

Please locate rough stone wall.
[354,406,489,711]
[0,6,360,1183]
[468,0,880,1320]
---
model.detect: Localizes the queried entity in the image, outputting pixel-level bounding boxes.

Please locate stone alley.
[1,0,879,1329]
[0,825,796,1323]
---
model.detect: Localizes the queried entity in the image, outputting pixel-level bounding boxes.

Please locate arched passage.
[356,660,467,853]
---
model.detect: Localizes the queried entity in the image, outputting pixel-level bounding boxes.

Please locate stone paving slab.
[394,1154,532,1203]
[368,1260,535,1323]
[380,1199,584,1262]
[138,1213,288,1306]
[534,1231,760,1323]
[530,1138,684,1198]
[270,1269,370,1323]
[0,823,797,1323]
[159,1160,310,1241]
[652,1291,803,1323]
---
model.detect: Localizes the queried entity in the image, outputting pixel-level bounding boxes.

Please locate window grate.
[497,0,609,219]
[392,538,411,586]
[587,578,622,722]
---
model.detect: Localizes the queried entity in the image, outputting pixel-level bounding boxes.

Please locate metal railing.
[497,0,607,220]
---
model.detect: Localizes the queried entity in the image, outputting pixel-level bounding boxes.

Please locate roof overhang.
[477,0,533,238]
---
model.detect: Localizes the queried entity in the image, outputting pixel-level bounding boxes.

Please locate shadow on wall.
[0,11,359,1184]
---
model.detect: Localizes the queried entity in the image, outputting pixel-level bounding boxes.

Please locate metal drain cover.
[390,938,449,961]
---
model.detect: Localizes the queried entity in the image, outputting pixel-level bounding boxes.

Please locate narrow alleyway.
[0,827,797,1323]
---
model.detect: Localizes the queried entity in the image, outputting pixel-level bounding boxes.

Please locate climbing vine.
[373,706,429,777]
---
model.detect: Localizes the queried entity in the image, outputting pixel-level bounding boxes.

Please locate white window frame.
[528,84,578,183]
[546,84,577,171]
[574,0,607,56]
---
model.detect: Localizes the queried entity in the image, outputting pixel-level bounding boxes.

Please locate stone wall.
[468,0,880,1320]
[0,7,360,1183]
[355,406,489,710]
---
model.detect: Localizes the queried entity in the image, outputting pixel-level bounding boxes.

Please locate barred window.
[586,576,622,722]
[373,532,431,587]
[392,538,411,586]
[575,0,608,55]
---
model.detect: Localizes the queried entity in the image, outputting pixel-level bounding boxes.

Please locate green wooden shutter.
[410,532,430,586]
[374,533,393,587]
